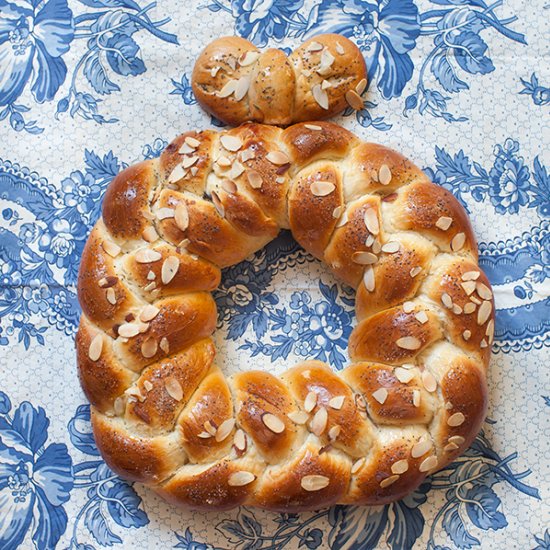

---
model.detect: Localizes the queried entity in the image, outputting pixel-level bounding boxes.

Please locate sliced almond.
[239,50,260,66]
[288,411,309,425]
[391,460,409,475]
[301,474,329,491]
[234,75,251,101]
[328,425,341,440]
[345,89,363,110]
[462,330,472,341]
[436,216,453,231]
[218,79,237,98]
[215,418,235,442]
[141,338,157,358]
[411,438,432,458]
[307,41,323,52]
[441,292,453,309]
[462,270,481,281]
[228,471,255,486]
[364,207,379,235]
[476,282,493,300]
[310,407,328,436]
[211,191,225,218]
[363,266,375,292]
[247,170,263,189]
[142,226,159,243]
[352,251,378,265]
[415,311,429,324]
[378,164,392,186]
[174,202,189,232]
[197,431,212,439]
[161,256,179,285]
[135,249,162,264]
[204,420,217,436]
[266,150,290,165]
[419,455,438,472]
[185,136,200,148]
[461,281,477,295]
[328,396,345,410]
[318,48,335,74]
[88,334,103,361]
[217,155,232,167]
[380,475,400,488]
[220,134,242,152]
[229,161,245,179]
[182,155,199,169]
[396,336,421,350]
[222,179,237,194]
[444,442,459,452]
[422,371,437,393]
[262,413,285,433]
[304,391,317,413]
[210,66,221,78]
[234,429,247,451]
[305,123,322,131]
[102,241,121,258]
[105,288,116,305]
[312,84,329,110]
[310,180,335,196]
[335,41,345,55]
[168,163,186,183]
[118,323,140,338]
[451,232,466,251]
[114,396,125,416]
[157,207,175,220]
[140,305,160,323]
[477,300,492,325]
[165,377,183,401]
[410,266,422,278]
[448,435,466,445]
[159,337,169,354]
[394,367,415,384]
[381,241,400,254]
[463,302,476,314]
[447,412,465,427]
[355,78,367,95]
[412,389,421,407]
[372,388,388,405]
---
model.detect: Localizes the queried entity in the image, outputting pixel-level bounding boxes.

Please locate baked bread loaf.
[191,34,367,126]
[76,121,493,511]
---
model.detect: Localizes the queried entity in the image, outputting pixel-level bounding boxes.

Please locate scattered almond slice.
[312,84,329,110]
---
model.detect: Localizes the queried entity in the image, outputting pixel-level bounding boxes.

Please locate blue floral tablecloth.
[1,0,548,548]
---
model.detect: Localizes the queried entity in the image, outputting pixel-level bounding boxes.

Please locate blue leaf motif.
[32,486,70,550]
[84,54,121,95]
[104,481,149,529]
[85,500,123,546]
[451,32,494,75]
[442,505,480,549]
[104,34,146,77]
[12,401,49,453]
[328,505,389,550]
[68,404,100,456]
[79,0,142,9]
[432,51,469,93]
[464,485,507,532]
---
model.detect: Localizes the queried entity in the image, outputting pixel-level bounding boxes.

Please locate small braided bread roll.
[76,121,493,511]
[191,34,367,126]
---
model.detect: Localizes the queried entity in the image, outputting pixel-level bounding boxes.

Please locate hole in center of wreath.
[213,231,357,377]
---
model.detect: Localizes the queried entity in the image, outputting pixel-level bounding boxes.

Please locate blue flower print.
[174,527,210,550]
[309,0,421,99]
[533,529,550,550]
[229,0,305,46]
[519,73,550,106]
[489,140,530,214]
[300,528,323,549]
[0,397,73,549]
[22,281,51,314]
[0,0,74,106]
[170,74,197,105]
[61,171,102,216]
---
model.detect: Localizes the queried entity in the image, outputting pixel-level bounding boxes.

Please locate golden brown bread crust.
[77,121,493,511]
[192,35,367,126]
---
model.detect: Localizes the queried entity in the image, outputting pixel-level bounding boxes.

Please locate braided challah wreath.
[76,121,494,511]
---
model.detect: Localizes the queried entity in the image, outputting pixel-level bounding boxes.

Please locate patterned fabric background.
[0,0,548,548]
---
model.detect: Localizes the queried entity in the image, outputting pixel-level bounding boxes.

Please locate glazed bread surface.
[77,121,493,511]
[191,34,368,126]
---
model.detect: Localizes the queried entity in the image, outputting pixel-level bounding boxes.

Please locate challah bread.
[76,121,493,511]
[191,34,367,126]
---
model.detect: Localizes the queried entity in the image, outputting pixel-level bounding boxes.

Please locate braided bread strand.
[76,122,493,511]
[191,34,367,126]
